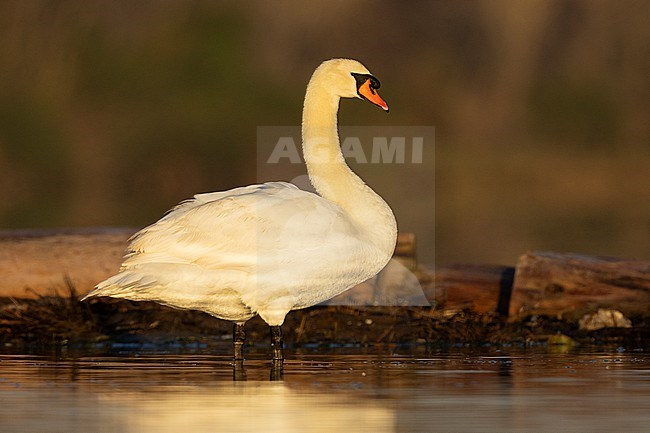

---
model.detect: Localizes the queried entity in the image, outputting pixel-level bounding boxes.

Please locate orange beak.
[358,79,389,112]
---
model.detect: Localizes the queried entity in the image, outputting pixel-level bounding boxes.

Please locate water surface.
[1,348,649,432]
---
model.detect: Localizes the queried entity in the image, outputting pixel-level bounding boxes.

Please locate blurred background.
[0,0,648,265]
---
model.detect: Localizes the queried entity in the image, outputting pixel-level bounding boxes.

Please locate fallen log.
[3,229,649,320]
[510,251,650,319]
[0,228,419,300]
[0,227,129,298]
[428,264,514,315]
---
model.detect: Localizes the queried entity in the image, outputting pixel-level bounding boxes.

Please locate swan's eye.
[351,73,381,91]
[350,73,367,87]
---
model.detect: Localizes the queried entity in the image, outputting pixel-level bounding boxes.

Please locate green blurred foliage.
[0,0,648,264]
[528,79,620,148]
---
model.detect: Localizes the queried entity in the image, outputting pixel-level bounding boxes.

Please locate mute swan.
[83,59,397,361]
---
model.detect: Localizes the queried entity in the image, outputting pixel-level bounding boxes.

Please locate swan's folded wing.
[121,182,356,271]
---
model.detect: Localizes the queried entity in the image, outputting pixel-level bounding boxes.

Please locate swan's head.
[311,58,389,112]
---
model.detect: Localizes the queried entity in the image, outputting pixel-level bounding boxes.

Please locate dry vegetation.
[2,287,649,352]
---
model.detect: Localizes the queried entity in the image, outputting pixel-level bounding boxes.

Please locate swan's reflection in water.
[0,354,396,433]
[2,352,650,433]
[232,359,282,381]
[94,381,394,433]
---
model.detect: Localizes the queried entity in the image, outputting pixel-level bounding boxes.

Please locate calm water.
[1,347,649,433]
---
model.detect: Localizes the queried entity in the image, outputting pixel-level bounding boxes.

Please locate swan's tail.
[81,271,159,302]
[81,268,255,322]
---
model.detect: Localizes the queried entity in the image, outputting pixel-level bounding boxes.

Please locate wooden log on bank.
[509,251,650,319]
[3,229,649,320]
[0,228,419,300]
[0,228,130,298]
[428,264,514,315]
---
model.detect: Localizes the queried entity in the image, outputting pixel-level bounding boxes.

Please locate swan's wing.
[86,181,366,317]
[156,182,299,223]
[122,181,355,271]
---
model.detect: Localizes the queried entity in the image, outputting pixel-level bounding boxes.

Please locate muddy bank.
[1,288,649,352]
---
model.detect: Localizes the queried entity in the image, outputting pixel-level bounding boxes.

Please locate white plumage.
[83,59,397,356]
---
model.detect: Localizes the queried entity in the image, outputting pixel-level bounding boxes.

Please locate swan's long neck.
[301,78,397,254]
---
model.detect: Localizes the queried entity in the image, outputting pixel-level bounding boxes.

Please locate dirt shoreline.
[1,292,649,352]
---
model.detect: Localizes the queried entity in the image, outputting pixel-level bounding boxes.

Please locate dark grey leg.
[233,322,246,361]
[270,358,284,381]
[270,325,284,380]
[233,359,246,381]
[270,325,284,361]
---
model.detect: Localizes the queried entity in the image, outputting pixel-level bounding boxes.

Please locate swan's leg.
[270,325,284,361]
[233,322,246,361]
[233,359,246,381]
[270,358,284,381]
[270,325,284,380]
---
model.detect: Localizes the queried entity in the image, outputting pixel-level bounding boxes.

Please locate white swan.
[83,59,397,361]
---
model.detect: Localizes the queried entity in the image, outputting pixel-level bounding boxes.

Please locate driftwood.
[509,251,650,318]
[0,228,418,300]
[428,264,514,315]
[2,228,650,320]
[0,228,130,298]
